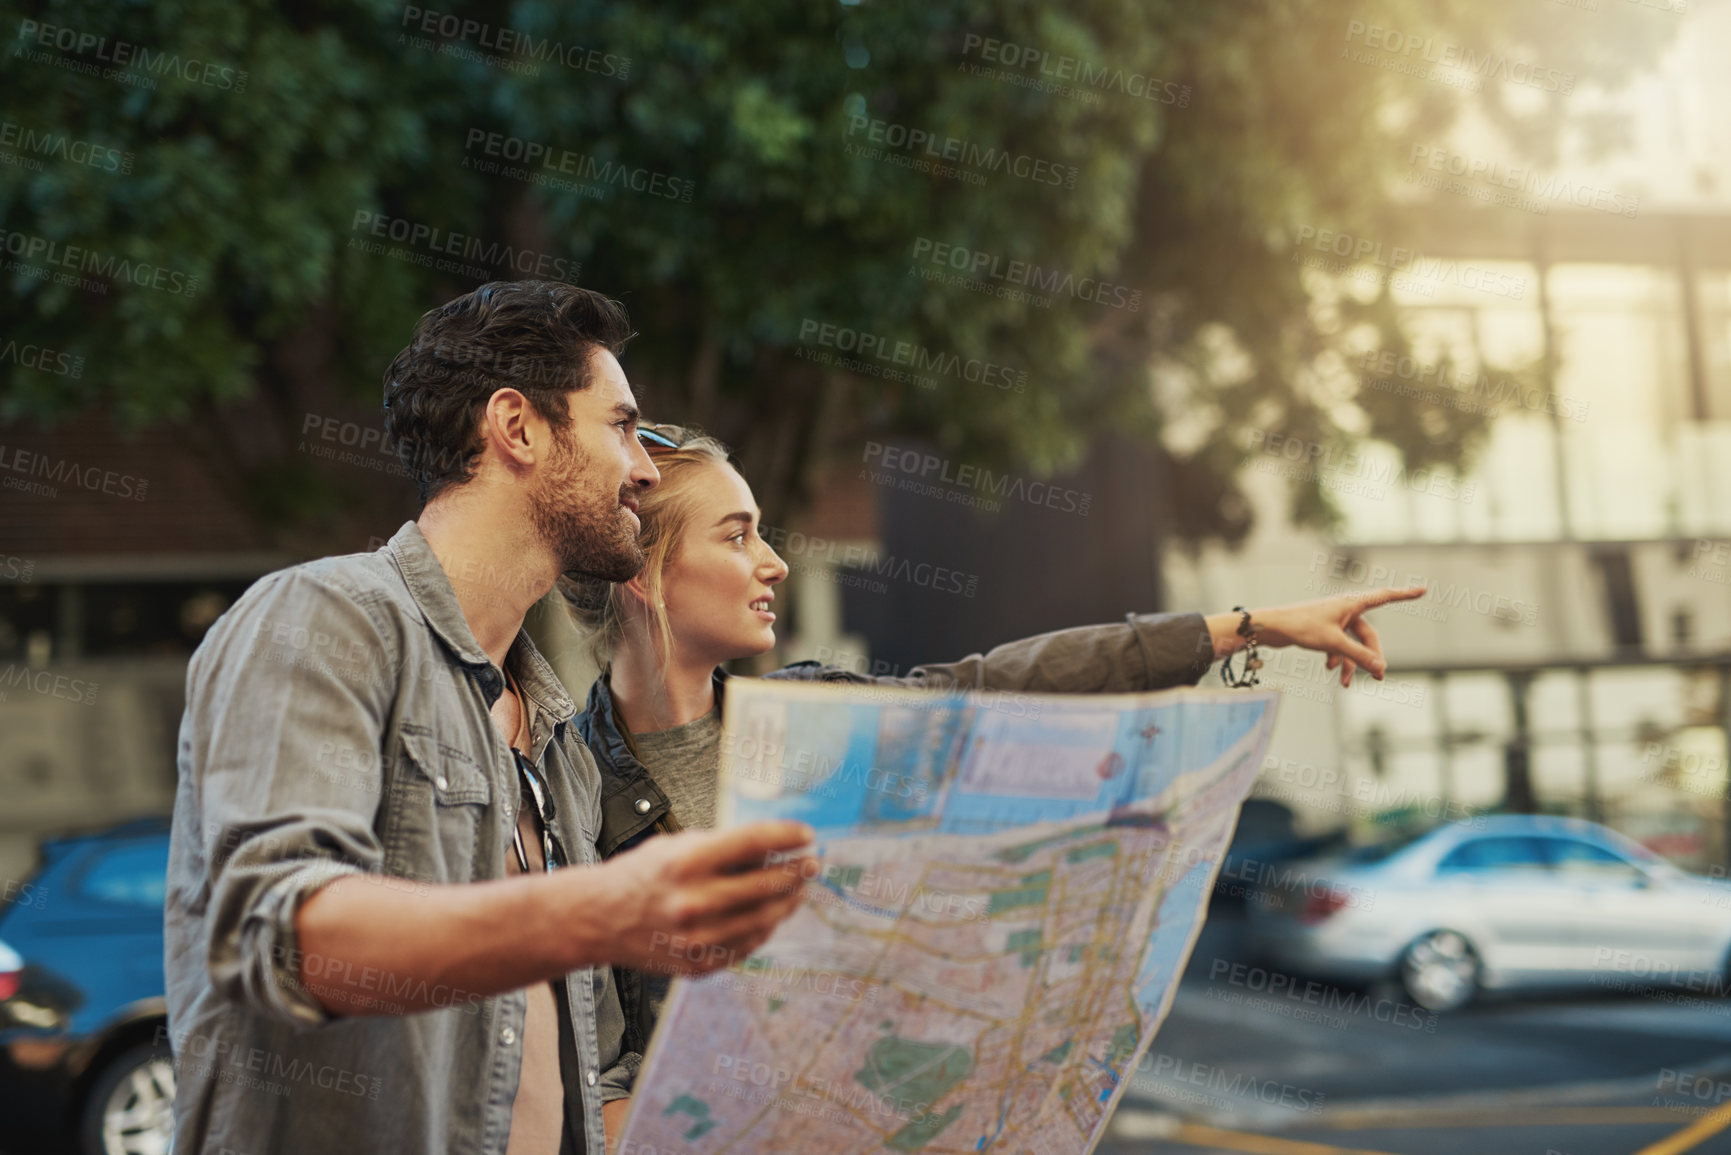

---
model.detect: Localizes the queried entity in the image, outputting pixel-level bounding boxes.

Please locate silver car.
[1243,814,1731,1011]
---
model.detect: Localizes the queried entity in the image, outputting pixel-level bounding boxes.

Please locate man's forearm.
[290,822,813,1018]
[295,868,605,1016]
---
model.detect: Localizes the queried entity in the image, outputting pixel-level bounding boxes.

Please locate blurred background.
[4,0,1731,1153]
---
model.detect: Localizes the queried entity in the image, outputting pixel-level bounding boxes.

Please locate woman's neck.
[608,638,718,735]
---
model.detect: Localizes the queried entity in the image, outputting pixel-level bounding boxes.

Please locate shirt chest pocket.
[386,727,497,882]
[401,730,492,804]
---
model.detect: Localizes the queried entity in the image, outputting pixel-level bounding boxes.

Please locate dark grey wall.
[841,436,1173,673]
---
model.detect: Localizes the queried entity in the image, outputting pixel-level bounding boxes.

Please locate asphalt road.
[1098,912,1731,1155]
[14,911,1731,1155]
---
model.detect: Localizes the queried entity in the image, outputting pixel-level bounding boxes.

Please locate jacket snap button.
[634,799,652,814]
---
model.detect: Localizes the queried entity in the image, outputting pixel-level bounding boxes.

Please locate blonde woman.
[565,422,1424,1108]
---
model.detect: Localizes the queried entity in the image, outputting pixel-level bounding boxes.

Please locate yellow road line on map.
[1634,1100,1731,1155]
[1172,1123,1401,1155]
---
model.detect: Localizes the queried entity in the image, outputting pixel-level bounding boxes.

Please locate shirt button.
[436,775,449,791]
[501,1026,516,1046]
[634,799,652,814]
[586,1070,598,1087]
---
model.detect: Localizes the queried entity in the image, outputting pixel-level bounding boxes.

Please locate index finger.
[672,821,817,881]
[1354,585,1426,611]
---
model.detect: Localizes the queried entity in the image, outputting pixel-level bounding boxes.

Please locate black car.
[0,817,173,1155]
[1211,798,1344,911]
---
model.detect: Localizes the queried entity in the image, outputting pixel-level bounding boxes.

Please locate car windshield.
[77,840,170,908]
[1605,835,1668,869]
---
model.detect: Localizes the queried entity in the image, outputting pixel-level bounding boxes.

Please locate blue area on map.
[1133,859,1214,1015]
[812,876,904,920]
[729,693,1271,841]
[729,700,951,831]
[1081,1056,1121,1103]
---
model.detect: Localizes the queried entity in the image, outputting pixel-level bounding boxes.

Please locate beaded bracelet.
[1219,606,1262,688]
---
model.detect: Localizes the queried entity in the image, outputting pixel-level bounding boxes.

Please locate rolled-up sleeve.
[873,611,1214,694]
[185,570,399,1029]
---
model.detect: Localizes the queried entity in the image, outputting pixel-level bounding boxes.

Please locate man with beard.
[164,281,813,1155]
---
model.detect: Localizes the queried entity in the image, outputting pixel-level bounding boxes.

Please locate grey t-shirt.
[632,708,722,829]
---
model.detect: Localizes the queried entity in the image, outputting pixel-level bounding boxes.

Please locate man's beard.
[530,433,644,583]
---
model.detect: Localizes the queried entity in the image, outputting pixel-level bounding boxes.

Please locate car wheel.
[79,1040,176,1155]
[1399,929,1480,1013]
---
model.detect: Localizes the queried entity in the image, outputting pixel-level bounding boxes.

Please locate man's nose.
[630,437,660,488]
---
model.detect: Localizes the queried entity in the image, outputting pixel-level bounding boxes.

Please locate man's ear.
[480,388,536,467]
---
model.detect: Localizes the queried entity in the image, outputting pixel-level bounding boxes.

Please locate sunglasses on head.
[636,423,690,450]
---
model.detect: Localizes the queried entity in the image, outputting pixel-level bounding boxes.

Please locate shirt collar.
[586,664,730,772]
[507,634,577,725]
[384,521,576,723]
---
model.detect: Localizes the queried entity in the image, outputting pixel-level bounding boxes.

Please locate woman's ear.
[620,572,652,607]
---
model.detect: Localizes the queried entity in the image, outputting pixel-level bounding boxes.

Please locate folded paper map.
[619,680,1280,1155]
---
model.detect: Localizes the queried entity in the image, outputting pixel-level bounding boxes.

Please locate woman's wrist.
[1206,606,1292,660]
[1205,611,1246,661]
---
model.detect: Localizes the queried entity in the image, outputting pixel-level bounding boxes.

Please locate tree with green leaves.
[0,0,1672,548]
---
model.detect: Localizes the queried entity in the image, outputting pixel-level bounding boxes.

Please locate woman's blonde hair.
[561,424,735,669]
[560,425,734,836]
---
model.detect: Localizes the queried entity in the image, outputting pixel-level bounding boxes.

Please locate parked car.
[0,817,172,1155]
[1244,813,1731,1012]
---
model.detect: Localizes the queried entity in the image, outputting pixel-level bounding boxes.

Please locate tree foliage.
[0,0,1673,543]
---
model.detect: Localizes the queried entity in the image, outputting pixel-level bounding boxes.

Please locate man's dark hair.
[383,280,635,504]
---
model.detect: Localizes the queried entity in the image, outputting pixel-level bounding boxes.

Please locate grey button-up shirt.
[165,521,628,1155]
